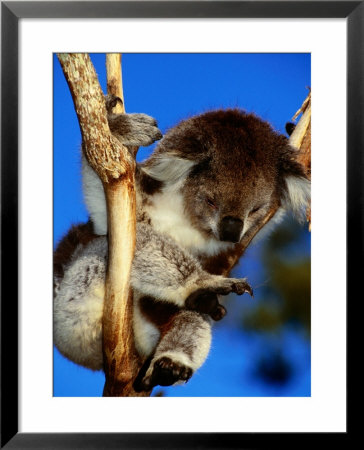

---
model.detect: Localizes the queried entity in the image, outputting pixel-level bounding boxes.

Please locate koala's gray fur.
[54,97,310,391]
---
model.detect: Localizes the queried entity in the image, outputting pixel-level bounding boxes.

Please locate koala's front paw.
[213,277,254,297]
[135,357,192,392]
[185,278,253,321]
[185,288,227,321]
[107,107,162,149]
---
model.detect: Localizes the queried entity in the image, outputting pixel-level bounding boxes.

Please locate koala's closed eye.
[206,197,217,209]
[249,205,263,216]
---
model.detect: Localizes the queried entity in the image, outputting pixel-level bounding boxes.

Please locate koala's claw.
[210,278,253,297]
[230,279,254,297]
[137,357,192,391]
[105,94,123,113]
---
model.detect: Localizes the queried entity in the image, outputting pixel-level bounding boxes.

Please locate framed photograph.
[53,52,312,399]
[1,1,359,448]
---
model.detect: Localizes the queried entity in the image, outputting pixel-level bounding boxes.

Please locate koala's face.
[144,109,309,244]
[183,157,280,243]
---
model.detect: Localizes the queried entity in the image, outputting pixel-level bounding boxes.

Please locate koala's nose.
[219,216,244,243]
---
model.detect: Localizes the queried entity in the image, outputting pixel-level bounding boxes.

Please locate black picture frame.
[1,1,360,448]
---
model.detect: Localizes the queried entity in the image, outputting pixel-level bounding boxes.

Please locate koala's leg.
[132,223,253,321]
[134,310,212,392]
[53,237,108,370]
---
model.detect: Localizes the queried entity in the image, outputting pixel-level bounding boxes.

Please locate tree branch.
[106,53,125,112]
[290,92,311,228]
[102,54,148,396]
[57,53,147,396]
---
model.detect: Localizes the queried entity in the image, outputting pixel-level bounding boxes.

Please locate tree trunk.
[102,54,149,396]
[57,53,148,397]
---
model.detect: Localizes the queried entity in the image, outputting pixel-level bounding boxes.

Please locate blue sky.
[54,53,311,397]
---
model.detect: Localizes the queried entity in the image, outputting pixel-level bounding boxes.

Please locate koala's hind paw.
[136,357,192,391]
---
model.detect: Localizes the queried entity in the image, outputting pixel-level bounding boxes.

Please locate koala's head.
[142,109,310,243]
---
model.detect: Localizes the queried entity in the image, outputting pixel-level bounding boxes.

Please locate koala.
[53,96,310,392]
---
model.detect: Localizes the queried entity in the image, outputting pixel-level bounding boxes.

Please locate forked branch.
[58,53,146,396]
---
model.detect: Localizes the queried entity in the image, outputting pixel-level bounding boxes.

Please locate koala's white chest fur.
[144,189,232,257]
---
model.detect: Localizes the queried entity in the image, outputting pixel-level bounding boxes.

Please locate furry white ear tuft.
[142,155,195,185]
[283,175,311,220]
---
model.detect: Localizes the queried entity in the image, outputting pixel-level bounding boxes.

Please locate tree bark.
[57,53,147,396]
[102,54,148,396]
[290,92,311,228]
[106,53,125,112]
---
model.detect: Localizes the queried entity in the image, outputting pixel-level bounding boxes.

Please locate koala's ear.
[142,154,196,185]
[280,147,311,220]
[283,175,310,220]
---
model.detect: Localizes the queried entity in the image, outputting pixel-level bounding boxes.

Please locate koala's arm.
[132,223,252,320]
[105,94,162,148]
[108,113,162,148]
[82,102,162,236]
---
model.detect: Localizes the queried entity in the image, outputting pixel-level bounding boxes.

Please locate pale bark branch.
[57,53,133,184]
[290,91,311,154]
[290,91,311,228]
[102,54,147,397]
[106,53,125,113]
[58,53,146,396]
